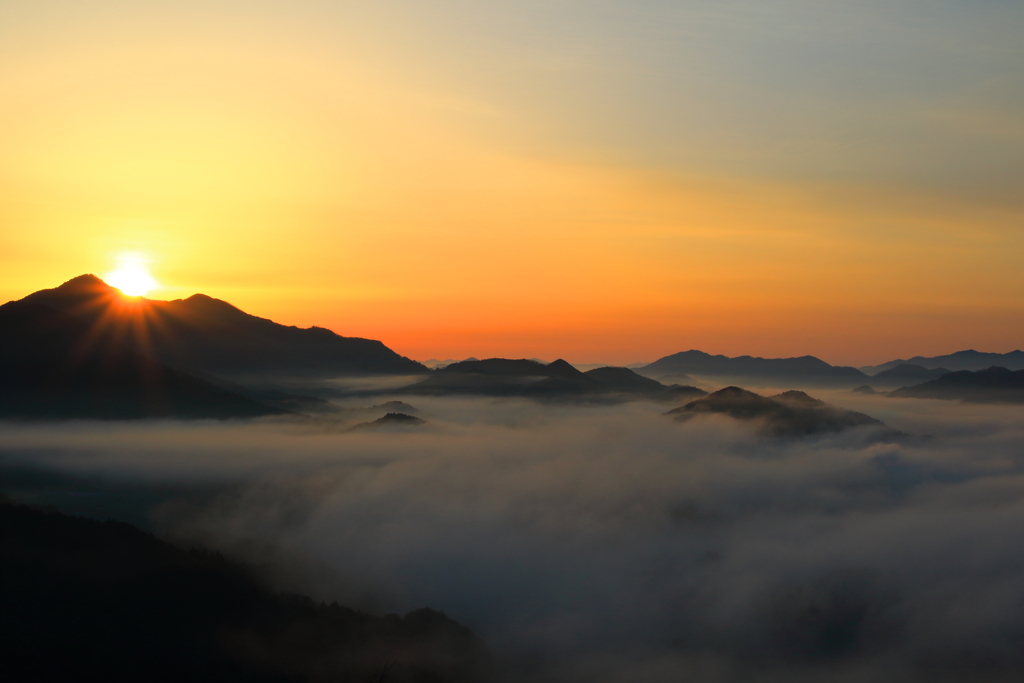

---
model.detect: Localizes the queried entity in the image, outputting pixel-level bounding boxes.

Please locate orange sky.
[1,1,1022,366]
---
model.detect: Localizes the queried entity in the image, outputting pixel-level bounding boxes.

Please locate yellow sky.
[1,2,1022,365]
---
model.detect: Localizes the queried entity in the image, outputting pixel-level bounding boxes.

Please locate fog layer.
[2,395,1024,682]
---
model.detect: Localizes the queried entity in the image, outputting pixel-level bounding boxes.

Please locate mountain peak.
[20,274,119,312]
[51,274,117,295]
[59,274,109,288]
[179,293,245,315]
[12,275,428,379]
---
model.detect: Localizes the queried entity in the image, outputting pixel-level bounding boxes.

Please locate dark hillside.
[0,498,489,683]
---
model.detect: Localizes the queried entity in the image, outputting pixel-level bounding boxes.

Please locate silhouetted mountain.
[866,363,951,387]
[666,387,888,437]
[0,497,488,683]
[583,366,708,401]
[888,367,1024,403]
[399,359,691,401]
[583,366,672,395]
[863,350,1024,374]
[400,358,605,399]
[852,385,878,395]
[348,412,427,431]
[641,350,868,387]
[0,300,284,420]
[19,275,427,380]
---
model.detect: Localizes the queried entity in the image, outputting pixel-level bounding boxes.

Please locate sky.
[1,0,1022,365]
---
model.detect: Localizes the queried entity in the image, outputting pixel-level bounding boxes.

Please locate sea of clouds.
[2,393,1024,682]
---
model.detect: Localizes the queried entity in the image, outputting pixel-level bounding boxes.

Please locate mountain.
[0,497,489,683]
[640,350,869,387]
[583,366,676,396]
[866,363,951,388]
[888,367,1024,403]
[399,359,696,401]
[348,412,427,431]
[19,275,427,380]
[400,358,606,399]
[0,300,285,420]
[666,387,888,437]
[863,350,1024,374]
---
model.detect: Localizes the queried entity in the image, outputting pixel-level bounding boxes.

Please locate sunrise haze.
[2,0,1021,365]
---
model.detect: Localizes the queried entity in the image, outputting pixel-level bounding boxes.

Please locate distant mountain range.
[640,350,868,387]
[400,358,706,401]
[637,349,1024,390]
[21,275,427,380]
[6,275,1021,415]
[889,367,1024,403]
[863,350,1024,374]
[865,363,951,388]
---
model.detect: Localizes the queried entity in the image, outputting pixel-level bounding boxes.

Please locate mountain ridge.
[641,350,868,387]
[19,275,427,380]
[863,350,1024,374]
[889,367,1024,403]
[401,358,703,401]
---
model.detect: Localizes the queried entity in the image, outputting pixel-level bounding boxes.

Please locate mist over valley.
[2,276,1023,682]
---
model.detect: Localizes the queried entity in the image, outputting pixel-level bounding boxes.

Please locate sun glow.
[105,254,158,297]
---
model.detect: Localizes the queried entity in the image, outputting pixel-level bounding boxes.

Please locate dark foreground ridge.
[666,387,890,437]
[19,275,427,380]
[0,497,489,683]
[889,367,1024,404]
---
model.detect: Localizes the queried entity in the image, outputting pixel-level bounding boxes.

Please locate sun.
[105,254,158,297]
